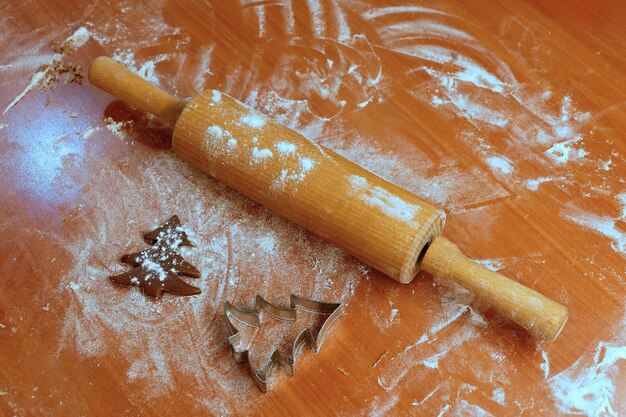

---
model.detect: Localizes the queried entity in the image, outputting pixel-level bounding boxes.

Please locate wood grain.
[0,1,624,416]
[88,56,186,127]
[422,237,569,340]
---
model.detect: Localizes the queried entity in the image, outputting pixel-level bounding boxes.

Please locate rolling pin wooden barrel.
[89,56,569,341]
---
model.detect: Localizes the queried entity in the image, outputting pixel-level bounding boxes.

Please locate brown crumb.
[68,64,83,85]
[39,60,83,91]
[39,39,84,91]
[52,40,76,56]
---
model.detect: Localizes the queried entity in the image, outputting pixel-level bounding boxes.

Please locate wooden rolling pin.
[89,56,568,340]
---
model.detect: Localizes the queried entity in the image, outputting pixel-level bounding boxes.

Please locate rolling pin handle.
[421,237,568,340]
[88,56,185,126]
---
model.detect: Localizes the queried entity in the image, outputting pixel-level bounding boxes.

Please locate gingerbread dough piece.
[109,215,201,299]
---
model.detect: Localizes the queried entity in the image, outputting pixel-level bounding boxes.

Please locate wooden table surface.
[1,1,625,416]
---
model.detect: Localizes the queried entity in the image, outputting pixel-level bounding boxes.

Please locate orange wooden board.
[1,1,625,416]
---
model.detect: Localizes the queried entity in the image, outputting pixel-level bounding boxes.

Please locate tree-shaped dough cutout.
[109,215,201,298]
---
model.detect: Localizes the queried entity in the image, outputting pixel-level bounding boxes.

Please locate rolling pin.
[89,56,568,340]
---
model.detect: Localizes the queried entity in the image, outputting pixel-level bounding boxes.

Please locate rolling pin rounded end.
[544,307,569,342]
[88,56,185,126]
[421,237,569,341]
[87,56,113,81]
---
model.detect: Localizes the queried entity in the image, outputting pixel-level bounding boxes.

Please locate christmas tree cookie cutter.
[224,295,343,392]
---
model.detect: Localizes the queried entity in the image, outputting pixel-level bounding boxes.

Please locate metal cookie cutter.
[224,294,343,392]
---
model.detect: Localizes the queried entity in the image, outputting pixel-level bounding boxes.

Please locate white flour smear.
[57,147,365,409]
[549,311,626,417]
[348,175,421,223]
[359,4,620,216]
[563,194,626,255]
[1,0,621,415]
[2,26,91,115]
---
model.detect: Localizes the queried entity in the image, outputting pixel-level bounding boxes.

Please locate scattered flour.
[2,26,91,115]
[206,125,224,138]
[2,71,46,115]
[66,26,91,48]
[250,147,273,163]
[111,51,169,86]
[365,394,400,417]
[526,177,560,191]
[540,348,550,379]
[276,141,297,155]
[474,258,505,272]
[485,156,514,175]
[545,138,587,164]
[139,257,167,281]
[105,117,133,139]
[420,351,446,369]
[240,113,266,129]
[550,341,625,417]
[437,404,451,417]
[563,195,626,254]
[3,3,620,415]
[377,282,482,392]
[348,175,420,223]
[211,89,222,103]
[272,156,316,189]
[56,147,363,409]
[204,125,238,155]
[491,388,506,405]
[411,385,441,407]
[81,126,101,140]
[618,194,626,217]
[299,157,313,172]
